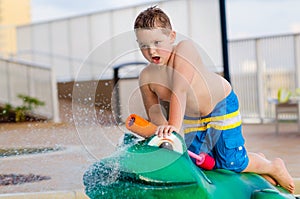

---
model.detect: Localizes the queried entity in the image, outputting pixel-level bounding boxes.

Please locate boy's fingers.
[156,126,165,137]
[167,127,172,135]
[156,125,177,137]
[157,132,163,137]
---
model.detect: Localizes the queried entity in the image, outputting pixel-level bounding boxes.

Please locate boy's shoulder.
[173,40,199,63]
[175,40,196,50]
[174,40,198,56]
[139,63,156,82]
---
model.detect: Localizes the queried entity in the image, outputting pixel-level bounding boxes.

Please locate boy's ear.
[169,31,176,43]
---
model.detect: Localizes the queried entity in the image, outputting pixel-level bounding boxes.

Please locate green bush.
[1,94,45,122]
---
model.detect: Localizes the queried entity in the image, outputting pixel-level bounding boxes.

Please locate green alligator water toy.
[83,132,295,199]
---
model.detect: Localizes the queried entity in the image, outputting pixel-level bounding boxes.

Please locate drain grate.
[0,173,51,186]
[0,146,64,157]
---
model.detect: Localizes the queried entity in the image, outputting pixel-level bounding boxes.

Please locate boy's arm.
[139,70,168,128]
[158,41,196,137]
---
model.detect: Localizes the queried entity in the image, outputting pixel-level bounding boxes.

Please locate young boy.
[134,6,294,193]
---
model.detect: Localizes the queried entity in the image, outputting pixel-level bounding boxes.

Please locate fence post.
[5,60,11,103]
[255,39,265,122]
[113,67,121,124]
[294,34,300,130]
[51,66,60,123]
[294,34,300,88]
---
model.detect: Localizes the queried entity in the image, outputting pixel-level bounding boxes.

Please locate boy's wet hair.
[134,6,172,31]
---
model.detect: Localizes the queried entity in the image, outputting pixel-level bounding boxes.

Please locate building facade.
[0,0,30,56]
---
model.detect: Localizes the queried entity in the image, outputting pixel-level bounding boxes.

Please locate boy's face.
[135,28,176,65]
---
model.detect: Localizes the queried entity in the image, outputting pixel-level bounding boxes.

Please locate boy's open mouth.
[152,56,160,64]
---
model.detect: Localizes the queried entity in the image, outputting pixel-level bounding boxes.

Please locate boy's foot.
[257,153,278,186]
[261,174,277,186]
[271,158,295,194]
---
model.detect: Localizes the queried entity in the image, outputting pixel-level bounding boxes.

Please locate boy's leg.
[256,153,277,186]
[242,152,295,194]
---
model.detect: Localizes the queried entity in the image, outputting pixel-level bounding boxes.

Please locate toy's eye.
[148,134,184,154]
[158,141,173,150]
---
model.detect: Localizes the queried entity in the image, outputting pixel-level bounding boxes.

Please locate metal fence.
[229,33,300,122]
[0,57,60,122]
[2,0,300,123]
[15,0,223,82]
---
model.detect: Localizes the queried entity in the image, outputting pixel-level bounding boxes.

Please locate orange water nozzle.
[125,114,157,137]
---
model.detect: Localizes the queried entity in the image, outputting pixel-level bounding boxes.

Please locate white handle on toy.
[148,134,184,154]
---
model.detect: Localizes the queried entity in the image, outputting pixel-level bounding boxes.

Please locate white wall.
[16,0,223,82]
[15,0,223,122]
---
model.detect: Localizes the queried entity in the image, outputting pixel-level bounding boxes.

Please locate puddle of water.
[0,146,64,158]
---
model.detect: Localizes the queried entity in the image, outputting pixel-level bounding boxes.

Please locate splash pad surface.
[0,120,299,197]
[0,121,120,195]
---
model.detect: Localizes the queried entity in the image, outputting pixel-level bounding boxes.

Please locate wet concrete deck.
[0,106,299,196]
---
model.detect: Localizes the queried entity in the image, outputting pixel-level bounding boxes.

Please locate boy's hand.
[156,125,178,138]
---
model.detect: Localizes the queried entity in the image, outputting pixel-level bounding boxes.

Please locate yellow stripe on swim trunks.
[183,110,240,124]
[183,120,242,133]
[183,110,241,134]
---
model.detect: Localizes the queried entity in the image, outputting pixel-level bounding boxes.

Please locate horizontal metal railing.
[229,33,300,122]
[3,31,300,123]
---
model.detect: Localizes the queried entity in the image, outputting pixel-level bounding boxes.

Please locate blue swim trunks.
[183,90,249,172]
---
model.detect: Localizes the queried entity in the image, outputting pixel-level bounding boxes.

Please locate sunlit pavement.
[0,119,299,197]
